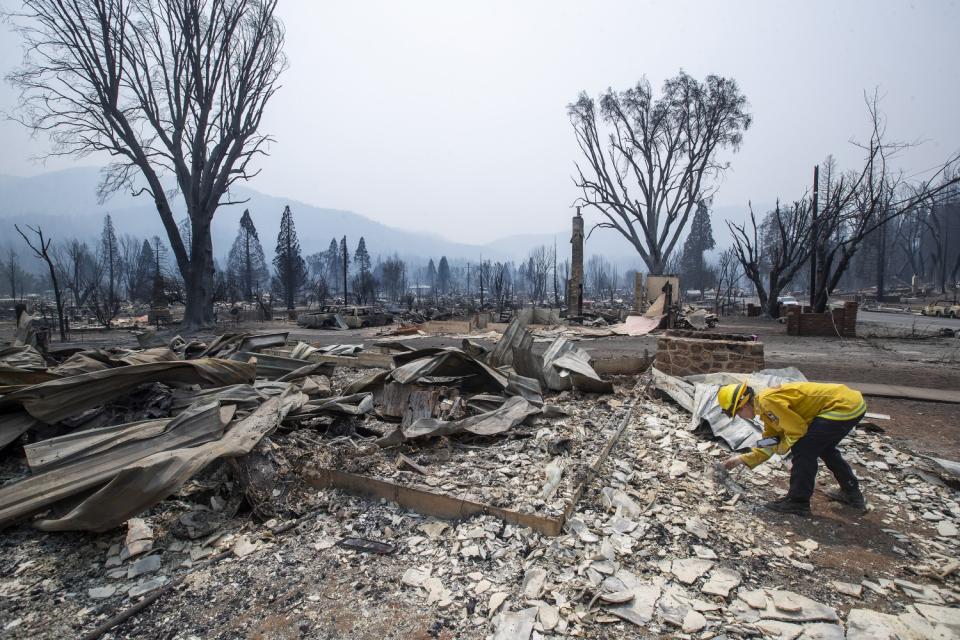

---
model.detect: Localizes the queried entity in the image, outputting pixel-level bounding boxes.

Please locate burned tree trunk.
[8,0,288,329]
[16,225,67,342]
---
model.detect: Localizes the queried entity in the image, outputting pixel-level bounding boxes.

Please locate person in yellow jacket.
[718,381,867,516]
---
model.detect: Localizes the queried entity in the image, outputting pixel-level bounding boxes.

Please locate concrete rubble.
[0,326,957,638]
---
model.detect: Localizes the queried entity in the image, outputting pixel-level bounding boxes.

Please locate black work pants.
[787,415,862,501]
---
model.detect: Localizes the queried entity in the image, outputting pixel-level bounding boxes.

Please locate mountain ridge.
[0,167,744,268]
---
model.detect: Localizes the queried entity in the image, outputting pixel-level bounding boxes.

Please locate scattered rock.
[493,606,537,640]
[419,521,448,540]
[693,545,717,560]
[88,586,116,600]
[739,589,768,609]
[128,576,167,599]
[685,518,709,540]
[488,592,509,619]
[127,554,161,579]
[773,590,804,612]
[831,581,863,598]
[605,572,664,626]
[567,518,599,543]
[755,619,803,639]
[732,589,839,624]
[401,566,431,588]
[802,622,846,639]
[670,558,713,585]
[231,535,257,558]
[681,609,707,633]
[521,567,546,598]
[669,460,689,478]
[538,604,559,631]
[701,567,740,598]
[599,590,635,604]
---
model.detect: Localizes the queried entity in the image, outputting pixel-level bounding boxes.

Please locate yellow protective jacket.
[740,382,866,468]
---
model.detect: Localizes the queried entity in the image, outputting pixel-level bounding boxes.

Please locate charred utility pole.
[553,237,559,308]
[479,255,485,309]
[567,208,584,316]
[808,165,819,308]
[876,214,888,299]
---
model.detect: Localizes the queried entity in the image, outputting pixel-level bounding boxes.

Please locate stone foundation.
[655,330,764,376]
[786,302,858,337]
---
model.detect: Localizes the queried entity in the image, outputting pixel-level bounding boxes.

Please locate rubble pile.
[310,385,626,518]
[0,326,958,638]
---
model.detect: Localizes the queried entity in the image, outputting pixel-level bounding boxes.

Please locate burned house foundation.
[655,330,765,377]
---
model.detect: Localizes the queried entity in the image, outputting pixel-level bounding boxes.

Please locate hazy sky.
[1,0,958,244]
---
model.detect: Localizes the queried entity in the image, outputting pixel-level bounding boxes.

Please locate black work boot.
[826,486,866,510]
[764,496,811,516]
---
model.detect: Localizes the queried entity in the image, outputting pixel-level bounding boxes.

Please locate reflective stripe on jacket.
[740,382,866,468]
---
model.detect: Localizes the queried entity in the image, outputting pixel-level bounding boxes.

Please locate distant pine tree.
[437,256,450,295]
[99,214,120,310]
[272,206,308,310]
[131,239,155,302]
[325,238,340,297]
[150,236,169,305]
[680,202,716,292]
[354,237,372,303]
[227,210,269,301]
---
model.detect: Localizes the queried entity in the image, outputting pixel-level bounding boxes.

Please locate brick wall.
[655,331,765,376]
[786,302,858,337]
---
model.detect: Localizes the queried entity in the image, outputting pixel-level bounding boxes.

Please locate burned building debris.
[0,310,957,640]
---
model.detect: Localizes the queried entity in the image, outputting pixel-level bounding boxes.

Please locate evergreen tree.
[339,236,350,304]
[131,239,155,302]
[227,210,269,301]
[354,237,372,304]
[272,206,308,310]
[150,236,169,305]
[324,238,340,298]
[437,256,450,295]
[99,214,120,310]
[680,202,716,292]
[426,258,437,296]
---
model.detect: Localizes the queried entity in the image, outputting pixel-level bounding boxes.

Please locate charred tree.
[339,237,350,304]
[7,0,288,328]
[568,71,751,274]
[809,97,960,311]
[728,201,812,318]
[16,224,67,341]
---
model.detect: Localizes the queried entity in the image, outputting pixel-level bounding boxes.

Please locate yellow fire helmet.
[717,382,753,417]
